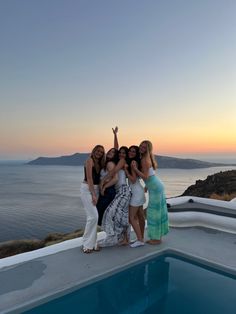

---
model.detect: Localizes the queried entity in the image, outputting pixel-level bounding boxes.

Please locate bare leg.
[118,231,129,245]
[137,206,145,239]
[129,205,143,242]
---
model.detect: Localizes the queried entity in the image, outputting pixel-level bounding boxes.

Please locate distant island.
[28,152,234,169]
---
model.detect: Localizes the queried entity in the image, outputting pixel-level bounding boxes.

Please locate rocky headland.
[181,170,236,201]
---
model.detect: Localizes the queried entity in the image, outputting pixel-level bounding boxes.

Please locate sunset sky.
[1,0,235,161]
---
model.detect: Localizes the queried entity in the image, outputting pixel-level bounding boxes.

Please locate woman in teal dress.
[131,140,169,244]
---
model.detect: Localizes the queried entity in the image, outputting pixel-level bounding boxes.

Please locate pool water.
[24,254,236,314]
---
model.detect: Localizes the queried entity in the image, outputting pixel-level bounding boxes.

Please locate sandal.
[82,247,93,254]
[118,241,129,246]
[146,239,162,245]
[93,245,101,252]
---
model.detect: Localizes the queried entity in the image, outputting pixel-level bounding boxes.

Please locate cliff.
[181,170,236,200]
[0,229,85,259]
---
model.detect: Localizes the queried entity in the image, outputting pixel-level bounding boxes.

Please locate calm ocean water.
[0,164,235,243]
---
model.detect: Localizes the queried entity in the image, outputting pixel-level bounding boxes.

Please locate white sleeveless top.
[100,168,108,179]
[148,167,155,177]
[115,169,127,189]
[129,177,146,206]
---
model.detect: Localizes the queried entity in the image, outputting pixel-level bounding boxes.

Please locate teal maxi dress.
[145,174,169,240]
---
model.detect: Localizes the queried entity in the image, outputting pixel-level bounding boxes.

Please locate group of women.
[80,127,169,253]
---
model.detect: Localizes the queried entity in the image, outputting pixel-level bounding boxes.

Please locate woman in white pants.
[80,145,105,253]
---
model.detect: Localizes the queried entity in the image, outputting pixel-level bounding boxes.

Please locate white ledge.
[1,197,236,270]
[169,211,236,234]
[167,196,236,210]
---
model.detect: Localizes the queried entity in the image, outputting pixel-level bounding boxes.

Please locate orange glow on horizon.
[1,124,235,158]
[3,139,235,158]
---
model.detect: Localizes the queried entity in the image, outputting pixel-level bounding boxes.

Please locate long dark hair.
[118,146,129,163]
[127,145,141,174]
[104,148,119,169]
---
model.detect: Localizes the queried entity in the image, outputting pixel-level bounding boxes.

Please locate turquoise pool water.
[24,254,236,314]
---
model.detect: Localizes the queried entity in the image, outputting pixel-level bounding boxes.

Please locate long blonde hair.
[140,140,157,170]
[90,145,106,172]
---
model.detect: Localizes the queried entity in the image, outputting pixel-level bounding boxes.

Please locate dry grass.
[44,229,84,246]
[210,192,236,201]
[0,239,44,259]
[0,229,84,258]
[0,227,104,259]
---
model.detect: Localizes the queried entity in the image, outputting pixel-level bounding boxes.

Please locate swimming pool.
[24,254,236,314]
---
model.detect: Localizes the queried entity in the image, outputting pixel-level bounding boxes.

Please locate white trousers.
[80,183,99,250]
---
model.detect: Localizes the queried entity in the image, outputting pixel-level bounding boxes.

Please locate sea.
[0,163,236,243]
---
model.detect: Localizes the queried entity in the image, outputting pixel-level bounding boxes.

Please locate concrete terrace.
[0,225,236,314]
[0,227,236,313]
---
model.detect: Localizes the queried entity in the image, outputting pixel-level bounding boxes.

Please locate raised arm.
[112,126,119,150]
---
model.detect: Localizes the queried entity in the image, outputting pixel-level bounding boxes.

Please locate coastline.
[0,167,235,257]
[1,192,235,259]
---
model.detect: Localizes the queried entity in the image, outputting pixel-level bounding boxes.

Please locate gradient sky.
[0,0,236,160]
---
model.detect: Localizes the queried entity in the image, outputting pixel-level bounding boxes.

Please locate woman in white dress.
[124,145,146,248]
